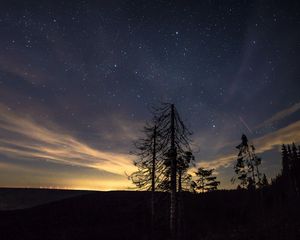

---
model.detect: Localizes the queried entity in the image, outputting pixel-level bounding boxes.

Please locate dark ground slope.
[0,191,158,240]
[0,189,299,240]
[0,188,88,210]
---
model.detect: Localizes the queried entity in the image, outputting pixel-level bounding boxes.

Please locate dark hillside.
[0,188,88,210]
[0,189,299,240]
[0,191,161,240]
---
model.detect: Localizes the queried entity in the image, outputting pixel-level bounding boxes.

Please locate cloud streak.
[198,120,300,170]
[0,104,136,177]
[255,102,300,129]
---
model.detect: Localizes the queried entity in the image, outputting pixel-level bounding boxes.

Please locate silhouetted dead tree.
[129,103,194,240]
[151,103,193,240]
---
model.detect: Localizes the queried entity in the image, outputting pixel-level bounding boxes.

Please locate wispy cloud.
[0,104,136,177]
[255,102,300,129]
[254,119,300,152]
[0,53,50,84]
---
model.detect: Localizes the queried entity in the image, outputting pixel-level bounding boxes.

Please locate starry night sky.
[0,0,299,190]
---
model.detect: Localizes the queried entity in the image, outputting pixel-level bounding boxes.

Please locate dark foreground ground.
[0,188,299,240]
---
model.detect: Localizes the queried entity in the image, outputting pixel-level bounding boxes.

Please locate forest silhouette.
[127,103,300,240]
[0,103,299,240]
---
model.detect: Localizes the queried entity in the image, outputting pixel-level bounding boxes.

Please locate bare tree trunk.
[170,104,177,240]
[177,169,182,240]
[151,125,157,239]
[178,170,182,193]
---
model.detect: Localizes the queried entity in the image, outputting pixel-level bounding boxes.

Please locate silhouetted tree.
[130,123,161,191]
[177,151,195,192]
[296,145,300,195]
[151,103,193,240]
[129,103,194,239]
[232,134,262,189]
[281,144,289,178]
[291,143,299,195]
[261,174,269,187]
[194,167,220,193]
[281,143,299,196]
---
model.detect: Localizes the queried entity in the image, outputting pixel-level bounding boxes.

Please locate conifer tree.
[280,143,300,196]
[261,174,269,187]
[291,143,299,195]
[297,145,300,195]
[232,134,262,189]
[281,144,289,178]
[195,167,220,192]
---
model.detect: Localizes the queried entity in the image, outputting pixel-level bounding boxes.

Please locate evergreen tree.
[232,134,262,189]
[281,144,289,178]
[261,174,269,187]
[291,143,299,195]
[297,145,300,195]
[278,143,300,197]
[195,167,220,193]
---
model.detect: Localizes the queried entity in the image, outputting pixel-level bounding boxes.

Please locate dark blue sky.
[0,0,299,190]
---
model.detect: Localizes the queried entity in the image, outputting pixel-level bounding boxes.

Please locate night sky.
[0,0,299,190]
